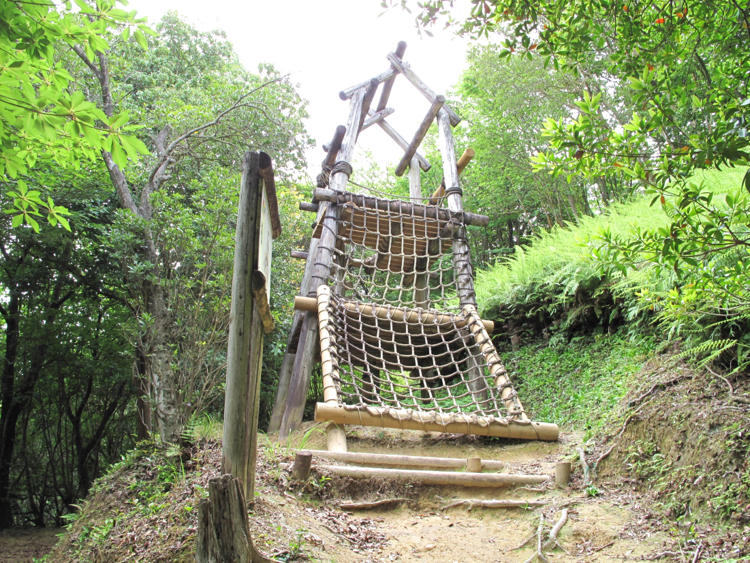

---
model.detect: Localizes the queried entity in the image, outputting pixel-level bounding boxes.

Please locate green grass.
[501,333,656,437]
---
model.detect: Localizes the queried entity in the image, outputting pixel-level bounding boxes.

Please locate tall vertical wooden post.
[222,152,280,501]
[278,88,368,443]
[436,110,488,400]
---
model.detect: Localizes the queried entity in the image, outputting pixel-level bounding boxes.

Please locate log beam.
[386,52,461,127]
[314,402,559,441]
[293,295,494,332]
[300,450,505,471]
[395,95,444,177]
[376,41,407,111]
[372,113,431,171]
[313,188,489,228]
[319,464,548,487]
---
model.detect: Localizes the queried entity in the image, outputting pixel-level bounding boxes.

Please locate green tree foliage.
[66,11,312,443]
[389,0,750,370]
[0,0,151,229]
[455,45,634,264]
[0,170,134,527]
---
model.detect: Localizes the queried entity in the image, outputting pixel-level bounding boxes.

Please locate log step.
[301,450,504,471]
[319,465,547,487]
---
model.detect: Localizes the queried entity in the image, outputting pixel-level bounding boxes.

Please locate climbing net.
[313,191,527,424]
[314,191,474,312]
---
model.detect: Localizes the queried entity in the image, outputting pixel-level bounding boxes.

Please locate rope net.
[313,191,474,311]
[313,190,527,424]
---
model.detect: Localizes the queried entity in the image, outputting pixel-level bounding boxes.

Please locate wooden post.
[556,462,571,487]
[222,152,279,502]
[292,452,313,481]
[196,475,276,563]
[466,457,483,473]
[376,41,407,111]
[278,88,367,440]
[429,148,475,205]
[437,109,476,309]
[410,156,430,308]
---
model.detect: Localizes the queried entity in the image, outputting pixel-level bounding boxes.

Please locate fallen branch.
[542,509,568,552]
[339,498,409,510]
[509,532,535,552]
[592,541,614,553]
[521,514,548,563]
[441,499,548,511]
[643,551,679,560]
[628,374,691,408]
[691,541,702,563]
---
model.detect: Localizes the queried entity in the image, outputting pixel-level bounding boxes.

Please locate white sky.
[128,0,474,178]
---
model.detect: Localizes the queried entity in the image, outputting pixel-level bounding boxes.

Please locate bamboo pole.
[464,306,529,421]
[293,295,494,332]
[300,449,505,471]
[314,402,560,441]
[319,465,548,487]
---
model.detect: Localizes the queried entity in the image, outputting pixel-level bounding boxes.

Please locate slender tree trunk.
[0,290,20,528]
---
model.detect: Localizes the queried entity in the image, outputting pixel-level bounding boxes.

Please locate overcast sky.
[127,0,474,178]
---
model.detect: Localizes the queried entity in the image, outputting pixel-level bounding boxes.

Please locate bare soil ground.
[0,528,60,563]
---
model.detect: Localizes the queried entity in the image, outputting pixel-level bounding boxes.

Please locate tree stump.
[196,475,276,563]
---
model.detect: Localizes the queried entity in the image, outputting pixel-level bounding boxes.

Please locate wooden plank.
[386,52,461,127]
[376,40,407,111]
[257,182,273,289]
[251,270,275,333]
[315,402,560,441]
[319,465,548,486]
[361,107,395,132]
[373,115,431,171]
[301,449,505,471]
[293,295,495,332]
[258,152,281,240]
[394,95,444,177]
[223,152,264,500]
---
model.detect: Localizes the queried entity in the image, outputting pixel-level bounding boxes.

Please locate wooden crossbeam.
[386,52,461,127]
[361,107,395,131]
[370,111,431,171]
[395,95,444,176]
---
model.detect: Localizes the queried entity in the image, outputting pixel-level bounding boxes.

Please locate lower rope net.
[317,289,527,425]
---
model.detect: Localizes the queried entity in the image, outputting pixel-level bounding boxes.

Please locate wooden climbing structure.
[270,42,559,456]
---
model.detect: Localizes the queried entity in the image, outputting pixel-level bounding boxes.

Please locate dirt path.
[257,425,673,563]
[0,528,61,563]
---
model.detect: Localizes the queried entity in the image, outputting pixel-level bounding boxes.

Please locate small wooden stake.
[292,452,313,481]
[555,462,571,487]
[466,457,483,473]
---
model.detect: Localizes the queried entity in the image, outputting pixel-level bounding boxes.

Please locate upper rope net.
[313,191,474,312]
